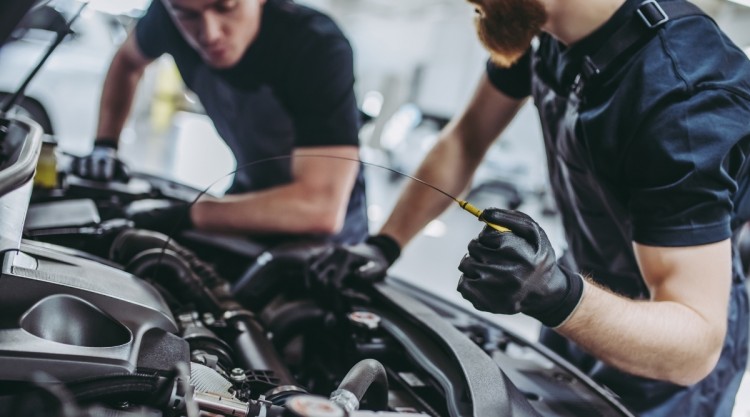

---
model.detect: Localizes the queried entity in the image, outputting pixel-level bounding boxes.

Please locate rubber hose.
[262,298,326,350]
[110,229,182,265]
[126,248,223,314]
[336,359,388,411]
[111,229,239,311]
[113,229,297,386]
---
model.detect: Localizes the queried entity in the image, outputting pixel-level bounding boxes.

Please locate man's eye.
[216,0,238,12]
[175,10,200,20]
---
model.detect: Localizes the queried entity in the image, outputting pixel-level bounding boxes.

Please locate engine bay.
[0,114,635,417]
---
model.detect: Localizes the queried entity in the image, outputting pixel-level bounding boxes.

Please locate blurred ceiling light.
[727,0,750,7]
[361,91,384,119]
[368,204,385,223]
[423,220,447,238]
[380,103,422,150]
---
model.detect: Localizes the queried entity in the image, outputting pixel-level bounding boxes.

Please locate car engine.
[0,114,638,417]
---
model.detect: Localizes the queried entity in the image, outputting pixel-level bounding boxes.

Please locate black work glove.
[71,141,130,182]
[125,200,194,235]
[307,234,401,289]
[457,208,584,328]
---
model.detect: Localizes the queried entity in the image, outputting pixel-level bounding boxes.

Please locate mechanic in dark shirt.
[74,0,368,244]
[312,0,750,414]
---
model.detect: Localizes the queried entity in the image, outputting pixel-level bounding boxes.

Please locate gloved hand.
[307,234,401,289]
[71,141,130,182]
[125,200,194,235]
[457,208,584,328]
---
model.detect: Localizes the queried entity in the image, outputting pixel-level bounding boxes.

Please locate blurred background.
[1,0,748,414]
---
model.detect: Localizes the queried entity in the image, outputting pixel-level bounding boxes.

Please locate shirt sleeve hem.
[633,221,731,247]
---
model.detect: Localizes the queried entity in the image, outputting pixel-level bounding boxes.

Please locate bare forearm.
[379,81,526,247]
[96,52,146,140]
[557,282,726,385]
[380,135,484,247]
[191,183,348,235]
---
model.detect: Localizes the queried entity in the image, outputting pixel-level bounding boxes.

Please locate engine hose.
[63,373,168,405]
[330,359,388,412]
[112,229,297,387]
[262,298,326,350]
[111,229,240,312]
[110,229,225,288]
[110,229,190,268]
[125,248,223,315]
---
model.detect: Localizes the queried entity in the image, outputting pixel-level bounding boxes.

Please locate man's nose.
[200,12,222,45]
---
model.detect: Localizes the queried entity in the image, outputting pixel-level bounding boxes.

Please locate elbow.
[667,354,721,387]
[303,197,347,235]
[297,182,351,235]
[307,208,345,235]
[663,330,725,386]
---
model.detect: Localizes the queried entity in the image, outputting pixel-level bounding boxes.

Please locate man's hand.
[457,208,584,327]
[307,234,401,289]
[72,143,130,182]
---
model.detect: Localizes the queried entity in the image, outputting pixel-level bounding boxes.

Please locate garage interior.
[1,0,749,415]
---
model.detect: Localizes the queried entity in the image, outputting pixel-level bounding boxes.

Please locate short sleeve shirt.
[485,2,750,411]
[486,0,750,255]
[134,0,368,244]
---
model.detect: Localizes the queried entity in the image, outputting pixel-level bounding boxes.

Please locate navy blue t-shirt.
[487,0,750,413]
[134,0,367,244]
[487,1,750,264]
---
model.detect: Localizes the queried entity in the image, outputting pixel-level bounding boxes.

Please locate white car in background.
[0,1,127,155]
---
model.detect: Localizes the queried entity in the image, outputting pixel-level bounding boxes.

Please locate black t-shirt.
[487,1,750,251]
[487,1,750,412]
[134,0,367,244]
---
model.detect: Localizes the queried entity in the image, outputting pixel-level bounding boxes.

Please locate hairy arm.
[380,74,526,247]
[96,31,153,142]
[190,146,360,235]
[557,240,732,385]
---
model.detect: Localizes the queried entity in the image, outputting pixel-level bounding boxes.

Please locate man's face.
[467,0,548,68]
[162,0,265,69]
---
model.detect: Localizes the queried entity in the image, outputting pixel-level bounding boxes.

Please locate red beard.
[469,0,548,68]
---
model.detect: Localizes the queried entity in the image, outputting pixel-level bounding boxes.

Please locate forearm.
[379,80,526,247]
[380,134,485,247]
[557,281,726,385]
[96,51,146,141]
[191,182,349,235]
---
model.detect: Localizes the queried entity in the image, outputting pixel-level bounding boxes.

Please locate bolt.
[230,368,246,382]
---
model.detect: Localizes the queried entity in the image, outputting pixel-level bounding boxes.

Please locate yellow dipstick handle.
[457,200,511,233]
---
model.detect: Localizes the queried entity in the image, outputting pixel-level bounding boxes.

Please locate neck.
[543,0,626,45]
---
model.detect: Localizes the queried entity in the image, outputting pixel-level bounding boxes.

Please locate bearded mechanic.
[73,0,368,244]
[311,0,750,414]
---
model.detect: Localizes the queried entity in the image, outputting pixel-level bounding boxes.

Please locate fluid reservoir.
[34,135,58,189]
